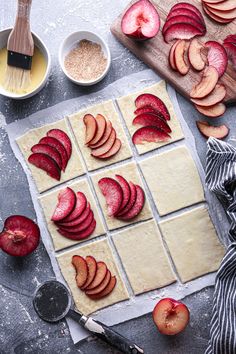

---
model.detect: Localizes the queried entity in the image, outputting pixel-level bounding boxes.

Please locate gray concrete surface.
[0,0,235,353]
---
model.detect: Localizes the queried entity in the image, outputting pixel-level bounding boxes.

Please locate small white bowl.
[59,31,111,86]
[0,28,51,100]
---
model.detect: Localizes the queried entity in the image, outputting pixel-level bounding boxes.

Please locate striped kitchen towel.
[205,137,236,354]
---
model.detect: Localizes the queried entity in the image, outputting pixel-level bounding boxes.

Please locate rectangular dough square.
[17,119,85,193]
[68,100,132,171]
[56,239,129,315]
[39,179,105,251]
[140,145,205,216]
[113,220,176,295]
[91,162,153,230]
[159,206,225,283]
[116,81,184,155]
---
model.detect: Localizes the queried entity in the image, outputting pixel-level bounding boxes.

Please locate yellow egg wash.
[0,46,47,94]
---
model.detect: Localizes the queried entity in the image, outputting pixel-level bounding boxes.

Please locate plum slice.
[134,106,165,120]
[57,202,91,227]
[203,4,233,23]
[28,153,61,181]
[207,0,236,11]
[47,129,72,160]
[203,0,224,4]
[190,66,219,99]
[163,15,206,36]
[88,275,117,300]
[169,40,181,70]
[72,255,88,288]
[88,114,106,146]
[191,84,226,107]
[85,270,111,296]
[135,94,170,121]
[167,9,204,25]
[60,192,87,223]
[121,0,160,40]
[0,215,40,257]
[83,114,97,145]
[195,102,226,117]
[205,41,228,77]
[91,128,116,157]
[169,2,205,24]
[60,210,94,233]
[81,256,97,290]
[85,261,107,290]
[224,35,236,45]
[196,121,229,139]
[118,185,145,220]
[98,139,122,159]
[39,136,68,172]
[224,42,236,68]
[31,143,62,170]
[164,23,205,43]
[58,218,96,240]
[51,187,76,222]
[174,39,190,75]
[132,126,171,145]
[89,120,112,149]
[188,38,206,71]
[207,6,236,20]
[115,175,131,213]
[133,113,171,133]
[117,181,137,216]
[98,177,123,216]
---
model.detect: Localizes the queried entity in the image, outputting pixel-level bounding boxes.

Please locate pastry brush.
[4,0,34,93]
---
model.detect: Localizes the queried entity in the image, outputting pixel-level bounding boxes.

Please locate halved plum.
[83,114,97,145]
[132,113,171,133]
[60,211,94,233]
[80,256,97,290]
[39,136,68,172]
[57,202,91,227]
[85,270,111,296]
[28,153,61,181]
[121,0,160,40]
[174,39,190,75]
[31,143,62,170]
[205,41,228,77]
[98,139,122,159]
[72,255,88,288]
[191,84,226,107]
[115,175,131,213]
[89,120,112,149]
[51,187,76,222]
[47,129,72,160]
[98,177,123,216]
[85,261,107,290]
[196,121,229,139]
[58,218,96,240]
[135,94,170,121]
[0,215,40,257]
[195,102,226,117]
[190,66,219,99]
[60,192,87,223]
[88,275,117,300]
[91,128,116,157]
[88,114,106,146]
[117,181,137,216]
[188,38,206,71]
[164,23,205,43]
[132,126,171,144]
[118,185,145,220]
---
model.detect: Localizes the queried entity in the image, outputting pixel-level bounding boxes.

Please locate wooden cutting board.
[111,0,236,104]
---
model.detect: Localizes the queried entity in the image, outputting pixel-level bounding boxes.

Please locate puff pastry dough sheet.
[113,220,176,295]
[159,206,225,283]
[68,100,132,171]
[16,119,85,193]
[116,81,184,155]
[140,145,205,216]
[91,162,153,230]
[56,239,129,315]
[39,179,105,251]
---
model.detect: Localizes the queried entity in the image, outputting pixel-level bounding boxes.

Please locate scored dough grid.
[19,81,224,315]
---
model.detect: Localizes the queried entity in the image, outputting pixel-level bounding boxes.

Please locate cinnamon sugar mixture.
[64,40,108,82]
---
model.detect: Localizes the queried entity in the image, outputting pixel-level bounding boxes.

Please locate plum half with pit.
[0,215,40,257]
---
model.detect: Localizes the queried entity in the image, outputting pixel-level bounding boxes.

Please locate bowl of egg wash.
[0,28,51,99]
[59,31,111,86]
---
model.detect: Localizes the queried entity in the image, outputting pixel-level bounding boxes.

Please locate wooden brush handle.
[7,0,34,56]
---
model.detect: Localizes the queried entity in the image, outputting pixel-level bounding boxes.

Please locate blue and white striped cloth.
[205,137,236,354]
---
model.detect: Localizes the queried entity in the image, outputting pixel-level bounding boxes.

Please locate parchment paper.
[6,69,230,343]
